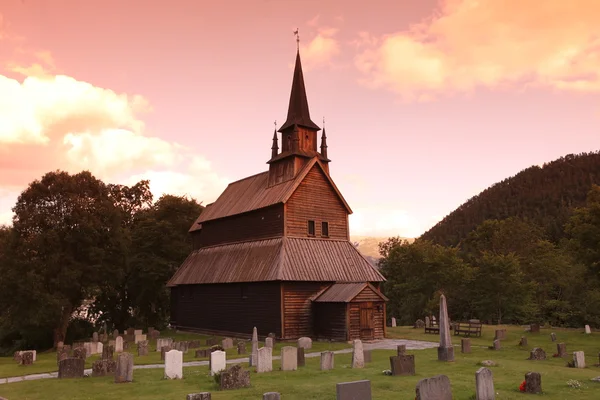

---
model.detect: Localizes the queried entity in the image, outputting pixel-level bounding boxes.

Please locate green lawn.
[1,326,600,399]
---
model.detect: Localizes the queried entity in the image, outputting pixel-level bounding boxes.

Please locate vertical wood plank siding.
[173,282,282,337]
[197,205,284,248]
[282,281,330,339]
[313,303,347,341]
[286,165,349,239]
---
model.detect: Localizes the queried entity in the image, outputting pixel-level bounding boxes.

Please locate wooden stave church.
[167,48,387,341]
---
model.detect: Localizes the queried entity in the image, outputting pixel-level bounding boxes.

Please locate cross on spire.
[293,28,300,51]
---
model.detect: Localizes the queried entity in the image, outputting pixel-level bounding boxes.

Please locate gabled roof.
[191,157,351,227]
[166,237,385,287]
[312,282,389,303]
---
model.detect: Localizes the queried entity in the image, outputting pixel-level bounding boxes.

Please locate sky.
[1,0,599,239]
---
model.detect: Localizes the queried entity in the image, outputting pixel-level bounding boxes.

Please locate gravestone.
[321,351,334,370]
[265,337,274,349]
[530,324,540,333]
[156,338,173,352]
[461,338,471,353]
[196,349,211,358]
[84,342,95,357]
[364,349,372,363]
[20,351,33,365]
[437,294,454,361]
[519,337,528,346]
[415,375,452,400]
[397,344,407,355]
[164,349,183,379]
[186,394,211,400]
[425,316,430,327]
[391,317,397,327]
[573,351,586,368]
[96,342,103,356]
[113,329,119,338]
[237,341,247,354]
[494,329,506,340]
[210,350,226,376]
[91,359,117,377]
[188,340,201,348]
[109,340,115,347]
[493,340,501,350]
[93,332,99,343]
[550,333,556,342]
[206,337,219,346]
[251,327,259,367]
[281,346,297,371]
[529,347,546,360]
[13,351,22,364]
[415,319,425,328]
[268,332,277,347]
[150,330,160,340]
[390,355,415,376]
[525,372,541,394]
[115,352,134,383]
[297,337,312,349]
[352,339,364,368]
[173,341,189,353]
[257,347,273,373]
[336,380,371,400]
[219,364,251,390]
[134,334,147,344]
[134,329,142,335]
[73,347,86,360]
[557,343,567,357]
[475,367,495,400]
[126,328,135,336]
[263,393,280,400]
[138,340,149,357]
[222,337,234,350]
[57,349,69,364]
[115,336,124,352]
[57,341,64,352]
[161,346,172,361]
[102,345,114,360]
[585,324,592,334]
[297,347,305,367]
[58,358,84,379]
[15,350,37,363]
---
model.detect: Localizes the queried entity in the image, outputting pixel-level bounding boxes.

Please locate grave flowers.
[519,380,526,392]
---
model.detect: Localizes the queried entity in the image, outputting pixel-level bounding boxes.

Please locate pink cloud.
[300,27,341,70]
[355,0,600,100]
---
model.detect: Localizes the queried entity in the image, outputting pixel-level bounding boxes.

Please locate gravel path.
[0,339,438,385]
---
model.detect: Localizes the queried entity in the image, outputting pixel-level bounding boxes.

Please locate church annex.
[167,48,387,341]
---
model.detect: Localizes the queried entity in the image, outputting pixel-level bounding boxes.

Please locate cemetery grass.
[0,330,350,379]
[2,342,600,399]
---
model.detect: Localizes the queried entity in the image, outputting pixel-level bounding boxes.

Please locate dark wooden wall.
[281,281,330,339]
[313,303,347,341]
[171,282,282,337]
[193,205,284,249]
[285,165,348,239]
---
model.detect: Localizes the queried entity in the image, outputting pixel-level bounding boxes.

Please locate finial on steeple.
[320,118,328,159]
[271,121,279,158]
[294,28,300,51]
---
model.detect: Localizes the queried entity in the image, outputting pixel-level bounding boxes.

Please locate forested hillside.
[421,152,600,246]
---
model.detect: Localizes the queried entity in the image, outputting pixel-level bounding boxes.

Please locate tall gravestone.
[281,346,297,371]
[391,317,397,327]
[257,347,273,373]
[210,350,226,376]
[164,349,183,379]
[437,294,454,361]
[115,352,134,383]
[525,372,541,393]
[297,347,305,367]
[250,327,259,367]
[573,351,586,368]
[138,340,149,357]
[321,351,334,370]
[461,338,471,353]
[585,325,591,334]
[265,337,274,349]
[352,339,364,368]
[416,375,452,400]
[475,367,495,400]
[557,343,567,357]
[115,336,124,352]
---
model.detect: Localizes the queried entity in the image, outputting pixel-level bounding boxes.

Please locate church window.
[321,221,329,237]
[307,220,315,236]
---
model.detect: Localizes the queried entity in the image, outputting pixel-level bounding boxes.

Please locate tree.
[7,170,122,347]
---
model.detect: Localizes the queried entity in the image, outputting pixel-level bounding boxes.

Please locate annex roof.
[312,282,389,303]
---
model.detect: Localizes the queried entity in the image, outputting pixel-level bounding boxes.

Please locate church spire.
[278,45,320,132]
[271,122,279,159]
[320,117,328,159]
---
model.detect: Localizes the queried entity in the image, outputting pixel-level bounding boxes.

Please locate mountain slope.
[421,152,600,246]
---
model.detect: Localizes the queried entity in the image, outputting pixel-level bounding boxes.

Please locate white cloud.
[350,207,434,238]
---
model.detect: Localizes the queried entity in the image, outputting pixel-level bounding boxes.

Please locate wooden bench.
[424,320,440,334]
[453,321,482,337]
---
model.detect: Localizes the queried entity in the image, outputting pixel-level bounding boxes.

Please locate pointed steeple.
[279,50,320,132]
[271,128,279,159]
[320,123,328,159]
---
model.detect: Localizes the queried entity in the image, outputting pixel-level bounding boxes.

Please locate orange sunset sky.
[1,0,599,238]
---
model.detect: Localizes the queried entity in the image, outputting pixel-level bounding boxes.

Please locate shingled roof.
[189,157,352,229]
[166,237,385,287]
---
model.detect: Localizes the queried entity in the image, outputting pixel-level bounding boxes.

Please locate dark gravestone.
[437,346,454,361]
[529,347,546,361]
[57,350,69,364]
[390,355,415,376]
[414,319,425,328]
[206,337,219,346]
[102,345,114,360]
[113,329,119,338]
[196,349,211,358]
[493,340,501,350]
[557,343,567,357]
[115,352,134,383]
[550,333,557,342]
[263,393,281,400]
[397,345,406,355]
[73,347,87,360]
[519,337,528,346]
[188,340,201,348]
[186,394,211,400]
[297,347,305,367]
[461,338,471,353]
[237,341,247,355]
[161,346,172,361]
[364,350,372,363]
[219,364,251,390]
[13,352,22,364]
[58,358,85,379]
[21,351,34,365]
[150,330,160,340]
[415,375,452,400]
[525,372,542,394]
[92,359,117,377]
[336,380,371,400]
[268,332,277,346]
[530,324,540,333]
[137,340,149,357]
[494,329,507,340]
[126,328,135,336]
